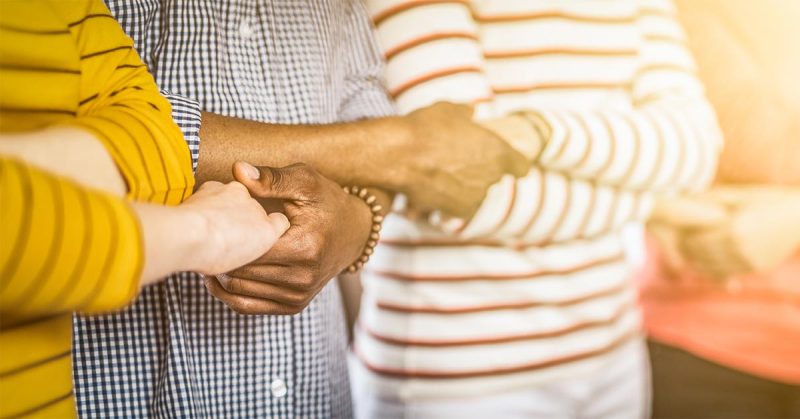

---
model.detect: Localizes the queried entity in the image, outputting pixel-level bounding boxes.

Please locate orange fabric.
[638,237,800,385]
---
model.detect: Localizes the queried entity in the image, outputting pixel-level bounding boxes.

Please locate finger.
[232,161,312,201]
[266,212,291,237]
[227,263,324,293]
[650,197,729,228]
[448,102,474,117]
[248,226,311,264]
[216,274,311,306]
[681,229,750,279]
[205,276,305,315]
[228,263,291,283]
[647,224,688,274]
[503,146,530,178]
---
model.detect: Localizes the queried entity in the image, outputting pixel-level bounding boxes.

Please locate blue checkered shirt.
[72,1,394,417]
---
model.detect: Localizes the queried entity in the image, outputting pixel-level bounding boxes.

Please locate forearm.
[0,126,126,197]
[196,112,410,190]
[133,203,205,286]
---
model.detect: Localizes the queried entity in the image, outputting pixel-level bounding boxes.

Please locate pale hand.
[179,180,290,276]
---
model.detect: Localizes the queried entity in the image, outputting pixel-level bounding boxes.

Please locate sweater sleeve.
[0,158,143,321]
[369,0,721,242]
[55,0,194,205]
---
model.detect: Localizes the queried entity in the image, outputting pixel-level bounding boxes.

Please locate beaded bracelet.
[342,186,385,273]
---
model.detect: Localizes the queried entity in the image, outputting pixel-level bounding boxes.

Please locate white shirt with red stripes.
[355,0,722,399]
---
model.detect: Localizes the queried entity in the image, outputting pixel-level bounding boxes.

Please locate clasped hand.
[206,162,373,315]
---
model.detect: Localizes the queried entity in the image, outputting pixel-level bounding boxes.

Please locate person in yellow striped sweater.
[0,1,289,417]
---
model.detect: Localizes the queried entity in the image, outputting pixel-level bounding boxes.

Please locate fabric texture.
[355,0,722,401]
[0,158,143,419]
[353,338,650,419]
[0,1,193,417]
[73,1,394,418]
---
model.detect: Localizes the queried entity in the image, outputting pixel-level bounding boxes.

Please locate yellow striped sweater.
[0,0,193,416]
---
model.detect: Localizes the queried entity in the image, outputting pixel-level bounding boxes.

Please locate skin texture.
[205,162,375,315]
[0,126,127,197]
[0,127,290,290]
[196,103,528,218]
[197,102,528,314]
[136,180,290,285]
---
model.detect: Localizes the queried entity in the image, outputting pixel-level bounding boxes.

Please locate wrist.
[342,186,385,272]
[348,116,414,193]
[176,207,211,273]
[134,203,206,286]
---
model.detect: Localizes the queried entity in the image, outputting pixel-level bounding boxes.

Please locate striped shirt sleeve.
[0,157,143,321]
[368,0,721,241]
[530,0,722,193]
[55,0,194,206]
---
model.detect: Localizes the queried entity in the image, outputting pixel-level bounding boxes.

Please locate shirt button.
[271,378,288,398]
[239,21,254,39]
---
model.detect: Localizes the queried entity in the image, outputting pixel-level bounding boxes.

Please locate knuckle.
[227,181,248,193]
[287,305,305,315]
[299,233,326,261]
[285,292,308,306]
[230,302,258,315]
[296,270,319,290]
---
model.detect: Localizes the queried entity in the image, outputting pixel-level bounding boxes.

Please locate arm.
[195,104,527,218]
[368,0,721,243]
[48,0,194,204]
[0,157,288,322]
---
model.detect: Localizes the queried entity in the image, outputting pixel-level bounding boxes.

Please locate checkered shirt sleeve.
[72,0,392,418]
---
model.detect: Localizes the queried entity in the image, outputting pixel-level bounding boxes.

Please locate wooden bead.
[364,247,374,256]
[371,205,383,213]
[371,223,381,232]
[359,188,368,198]
[373,215,384,223]
[365,195,377,204]
[370,232,380,240]
[367,240,377,247]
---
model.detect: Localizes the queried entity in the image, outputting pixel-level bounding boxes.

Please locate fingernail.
[239,161,260,179]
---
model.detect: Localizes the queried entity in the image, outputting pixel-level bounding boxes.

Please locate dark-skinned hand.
[205,161,374,315]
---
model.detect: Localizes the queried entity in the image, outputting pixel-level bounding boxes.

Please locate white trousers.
[351,338,651,419]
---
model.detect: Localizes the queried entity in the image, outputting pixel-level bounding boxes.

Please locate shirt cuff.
[161,91,202,173]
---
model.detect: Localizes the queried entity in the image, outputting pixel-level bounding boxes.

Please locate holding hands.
[649,186,800,279]
[384,102,530,219]
[206,162,377,315]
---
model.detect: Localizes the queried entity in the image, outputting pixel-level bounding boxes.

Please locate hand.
[649,186,800,279]
[679,188,800,278]
[205,162,374,315]
[178,180,290,276]
[387,102,529,218]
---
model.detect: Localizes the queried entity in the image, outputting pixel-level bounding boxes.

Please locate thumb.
[505,147,530,178]
[266,212,291,236]
[232,161,302,200]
